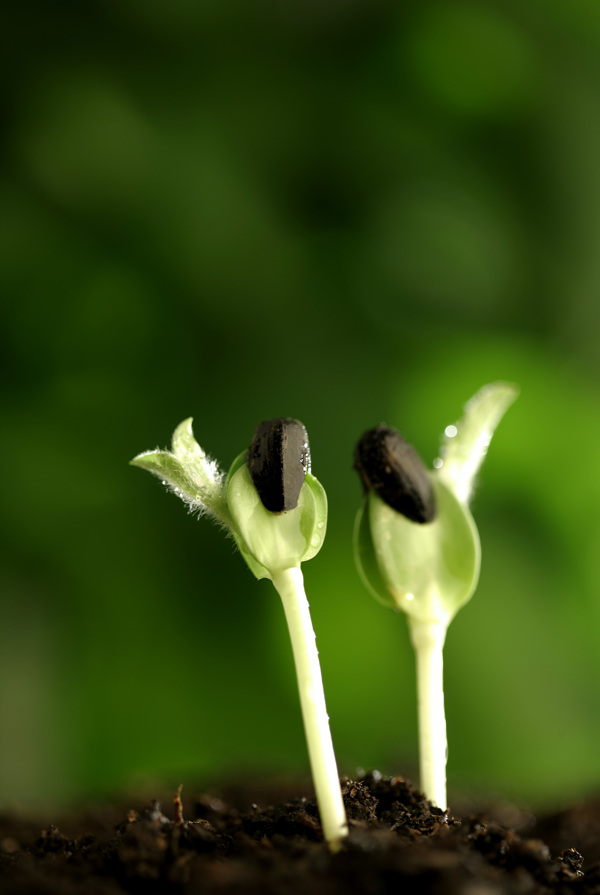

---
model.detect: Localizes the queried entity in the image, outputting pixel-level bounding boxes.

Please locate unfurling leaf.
[436,382,518,505]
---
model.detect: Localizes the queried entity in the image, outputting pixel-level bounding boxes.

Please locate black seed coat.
[248,418,310,513]
[353,425,437,523]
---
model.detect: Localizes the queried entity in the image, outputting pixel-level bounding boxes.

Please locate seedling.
[131,417,348,850]
[353,383,518,810]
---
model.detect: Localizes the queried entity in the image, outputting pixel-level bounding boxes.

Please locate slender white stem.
[408,618,448,810]
[272,567,348,851]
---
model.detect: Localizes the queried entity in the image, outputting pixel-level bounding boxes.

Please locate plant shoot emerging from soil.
[131,417,348,851]
[353,383,518,810]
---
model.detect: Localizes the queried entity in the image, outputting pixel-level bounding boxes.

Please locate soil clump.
[1,773,598,894]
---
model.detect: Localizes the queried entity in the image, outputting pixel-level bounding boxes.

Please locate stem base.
[272,568,348,850]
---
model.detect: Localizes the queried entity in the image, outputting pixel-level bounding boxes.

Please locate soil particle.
[531,796,600,867]
[0,774,598,894]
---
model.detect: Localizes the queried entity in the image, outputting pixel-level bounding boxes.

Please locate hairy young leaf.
[131,419,229,523]
[130,450,198,501]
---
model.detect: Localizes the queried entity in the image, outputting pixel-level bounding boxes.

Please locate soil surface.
[1,773,599,894]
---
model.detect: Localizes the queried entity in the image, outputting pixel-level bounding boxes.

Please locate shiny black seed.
[248,418,310,513]
[353,425,436,524]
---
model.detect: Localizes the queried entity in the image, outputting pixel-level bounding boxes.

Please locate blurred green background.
[2,0,600,812]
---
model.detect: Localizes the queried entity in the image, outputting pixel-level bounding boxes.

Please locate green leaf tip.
[436,381,519,505]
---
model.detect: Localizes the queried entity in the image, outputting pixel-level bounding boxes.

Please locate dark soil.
[1,773,599,894]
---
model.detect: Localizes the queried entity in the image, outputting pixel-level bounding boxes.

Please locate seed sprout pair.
[353,383,518,811]
[131,417,347,851]
[131,383,517,848]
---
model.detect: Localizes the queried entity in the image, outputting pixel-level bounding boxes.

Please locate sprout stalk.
[272,567,348,851]
[409,619,448,810]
